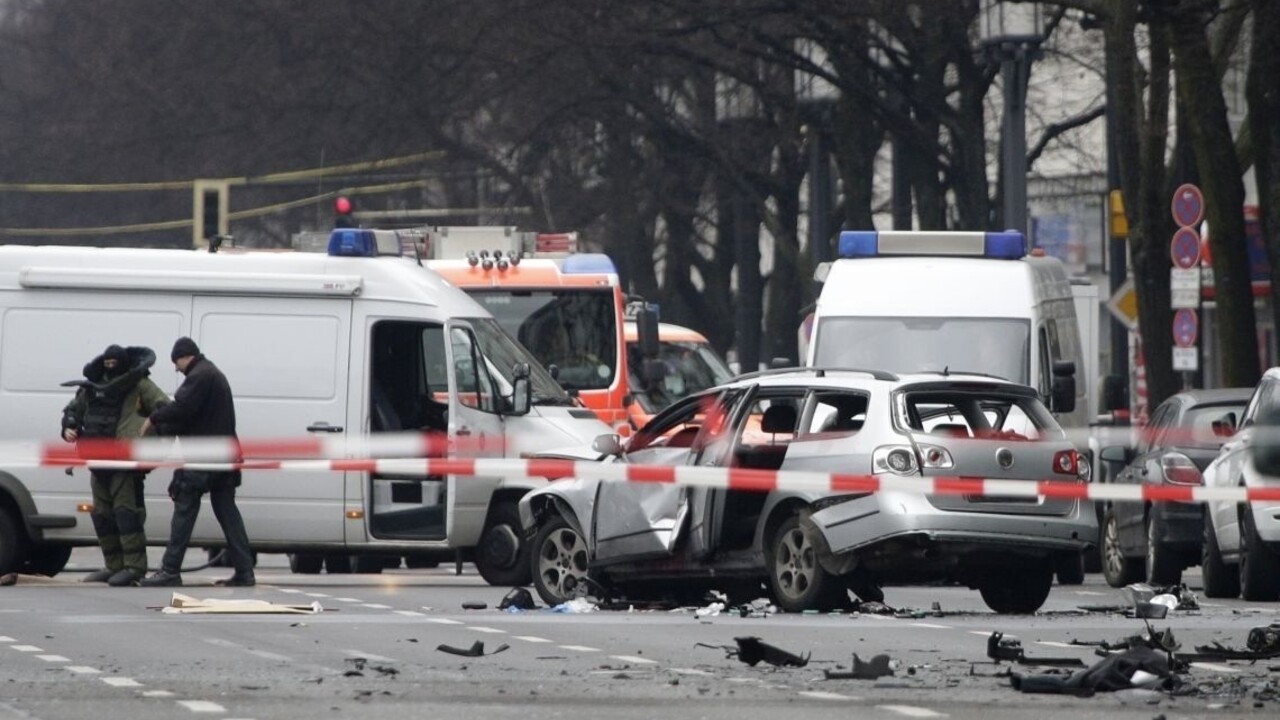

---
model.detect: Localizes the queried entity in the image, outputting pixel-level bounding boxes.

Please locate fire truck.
[419,227,657,436]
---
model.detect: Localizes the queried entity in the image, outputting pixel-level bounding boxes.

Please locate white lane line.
[360,603,392,609]
[276,589,303,594]
[669,668,715,676]
[177,700,226,713]
[559,645,601,652]
[910,623,951,629]
[344,650,396,662]
[101,677,142,687]
[1073,590,1106,596]
[467,626,506,634]
[203,638,240,649]
[11,645,43,652]
[799,690,859,701]
[247,650,294,662]
[860,614,898,621]
[513,636,552,643]
[1035,641,1078,649]
[1192,662,1241,674]
[37,654,69,662]
[334,597,363,603]
[66,666,101,674]
[878,705,948,718]
[141,690,176,697]
[0,636,13,642]
[971,631,1014,639]
[394,610,424,617]
[610,655,659,665]
[423,618,463,625]
[303,592,330,598]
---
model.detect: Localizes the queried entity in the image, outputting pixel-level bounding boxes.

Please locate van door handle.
[307,422,344,433]
[456,427,472,436]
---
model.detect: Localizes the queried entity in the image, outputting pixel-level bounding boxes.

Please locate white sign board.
[1171,267,1200,309]
[1173,346,1198,371]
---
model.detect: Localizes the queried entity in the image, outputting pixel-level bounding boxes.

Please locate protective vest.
[80,376,139,438]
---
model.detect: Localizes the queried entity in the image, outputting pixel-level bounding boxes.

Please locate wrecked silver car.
[519,368,1096,614]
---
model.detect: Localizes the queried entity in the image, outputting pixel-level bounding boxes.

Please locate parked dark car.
[1097,388,1251,588]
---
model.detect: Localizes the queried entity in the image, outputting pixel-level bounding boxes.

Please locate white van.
[806,230,1089,427]
[0,230,610,584]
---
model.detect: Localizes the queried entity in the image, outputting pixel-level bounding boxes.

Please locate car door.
[443,322,507,548]
[593,388,744,562]
[1116,402,1175,550]
[1208,377,1280,554]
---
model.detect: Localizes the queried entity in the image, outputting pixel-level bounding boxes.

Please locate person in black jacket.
[139,337,254,587]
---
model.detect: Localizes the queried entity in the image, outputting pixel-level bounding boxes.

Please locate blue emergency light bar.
[562,253,618,274]
[328,228,378,257]
[837,230,1027,260]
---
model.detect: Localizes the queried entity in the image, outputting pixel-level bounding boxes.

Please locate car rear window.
[898,387,1060,441]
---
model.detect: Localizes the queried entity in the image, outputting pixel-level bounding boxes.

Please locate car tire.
[0,511,22,576]
[1101,507,1141,588]
[21,543,72,577]
[323,554,352,574]
[530,513,590,606]
[1239,508,1280,602]
[766,515,846,613]
[1201,515,1240,599]
[1145,514,1182,586]
[979,566,1053,614]
[1054,551,1085,586]
[474,501,532,587]
[288,553,323,575]
[351,554,386,574]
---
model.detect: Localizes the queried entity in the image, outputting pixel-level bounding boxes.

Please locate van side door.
[444,322,506,548]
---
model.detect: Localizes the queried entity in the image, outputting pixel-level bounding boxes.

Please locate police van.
[0,229,610,584]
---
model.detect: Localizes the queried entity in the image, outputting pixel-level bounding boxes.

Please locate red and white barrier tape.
[28,456,1280,504]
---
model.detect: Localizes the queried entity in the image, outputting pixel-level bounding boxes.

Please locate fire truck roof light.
[328,228,378,257]
[836,230,1027,260]
[562,253,617,275]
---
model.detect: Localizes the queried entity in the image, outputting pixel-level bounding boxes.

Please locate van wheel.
[1239,509,1280,601]
[475,502,532,587]
[1101,507,1141,587]
[1201,516,1239,598]
[0,512,20,575]
[1145,515,1182,586]
[1054,551,1085,586]
[766,515,846,612]
[324,554,351,574]
[22,543,72,577]
[979,566,1053,614]
[288,553,323,574]
[530,514,589,606]
[351,555,386,574]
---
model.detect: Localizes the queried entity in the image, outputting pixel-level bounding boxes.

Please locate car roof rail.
[912,369,1011,381]
[734,366,899,382]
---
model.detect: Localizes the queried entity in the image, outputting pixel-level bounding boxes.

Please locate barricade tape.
[29,456,1280,504]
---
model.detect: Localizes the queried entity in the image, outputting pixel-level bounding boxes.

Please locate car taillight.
[873,445,919,475]
[1160,453,1202,485]
[1052,449,1079,476]
[917,443,954,469]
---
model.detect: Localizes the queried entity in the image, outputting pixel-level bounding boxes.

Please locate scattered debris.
[1250,623,1280,654]
[0,573,17,586]
[344,657,399,677]
[733,599,776,618]
[824,653,894,680]
[986,632,1085,667]
[697,636,810,668]
[436,640,510,657]
[1010,646,1179,696]
[160,592,322,614]
[549,598,597,614]
[695,602,725,618]
[461,601,487,610]
[497,587,537,611]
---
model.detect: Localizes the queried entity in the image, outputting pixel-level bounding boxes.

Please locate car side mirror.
[1212,412,1237,438]
[509,362,531,416]
[636,305,660,359]
[1250,407,1280,476]
[1099,445,1132,464]
[591,433,623,457]
[1049,360,1076,414]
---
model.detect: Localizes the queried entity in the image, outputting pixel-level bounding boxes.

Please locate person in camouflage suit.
[61,345,169,586]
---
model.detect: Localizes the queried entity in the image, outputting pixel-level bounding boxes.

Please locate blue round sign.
[1171,227,1201,269]
[1172,184,1204,228]
[1173,308,1198,348]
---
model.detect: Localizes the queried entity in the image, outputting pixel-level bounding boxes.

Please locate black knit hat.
[170,336,200,362]
[103,344,128,364]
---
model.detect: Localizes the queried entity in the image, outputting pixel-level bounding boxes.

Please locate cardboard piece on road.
[161,592,323,614]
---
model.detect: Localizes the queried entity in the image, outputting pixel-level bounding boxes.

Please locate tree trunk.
[1251,0,1280,353]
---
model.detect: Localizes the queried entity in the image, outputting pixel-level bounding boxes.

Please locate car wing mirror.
[1212,412,1237,438]
[591,433,623,457]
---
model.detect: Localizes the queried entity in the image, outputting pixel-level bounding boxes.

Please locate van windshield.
[466,318,575,406]
[813,317,1030,384]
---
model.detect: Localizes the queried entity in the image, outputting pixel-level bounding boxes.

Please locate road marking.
[0,636,13,642]
[860,614,898,621]
[344,650,396,662]
[559,645,600,652]
[910,623,950,629]
[11,645,43,652]
[66,666,100,674]
[513,636,552,643]
[1191,662,1240,674]
[394,610,425,617]
[142,690,176,697]
[177,700,226,713]
[424,618,463,625]
[247,650,294,662]
[669,667,714,676]
[303,592,330,598]
[335,597,363,603]
[467,626,506,634]
[879,705,947,717]
[276,589,303,594]
[1073,590,1106,596]
[1035,641,1077,649]
[610,655,659,665]
[799,690,859,701]
[360,603,392,609]
[37,654,69,662]
[101,677,142,687]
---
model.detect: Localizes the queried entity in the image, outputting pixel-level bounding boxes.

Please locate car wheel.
[288,553,323,575]
[351,554,387,574]
[21,543,72,577]
[766,515,846,612]
[530,513,590,606]
[1239,509,1280,601]
[1145,514,1182,586]
[979,566,1053,614]
[1101,507,1141,588]
[323,554,351,574]
[1201,515,1240,598]
[1054,551,1085,586]
[474,501,532,587]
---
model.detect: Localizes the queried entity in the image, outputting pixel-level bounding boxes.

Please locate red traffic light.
[334,196,353,215]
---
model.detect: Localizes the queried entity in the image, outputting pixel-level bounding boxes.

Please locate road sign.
[1172,183,1204,228]
[1173,346,1198,372]
[1170,227,1201,269]
[1171,268,1200,309]
[1107,278,1138,329]
[1173,308,1198,348]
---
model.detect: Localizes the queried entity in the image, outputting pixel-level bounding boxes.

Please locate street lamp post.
[980,1,1044,234]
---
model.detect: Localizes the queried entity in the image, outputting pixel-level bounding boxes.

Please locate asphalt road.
[0,548,1276,720]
